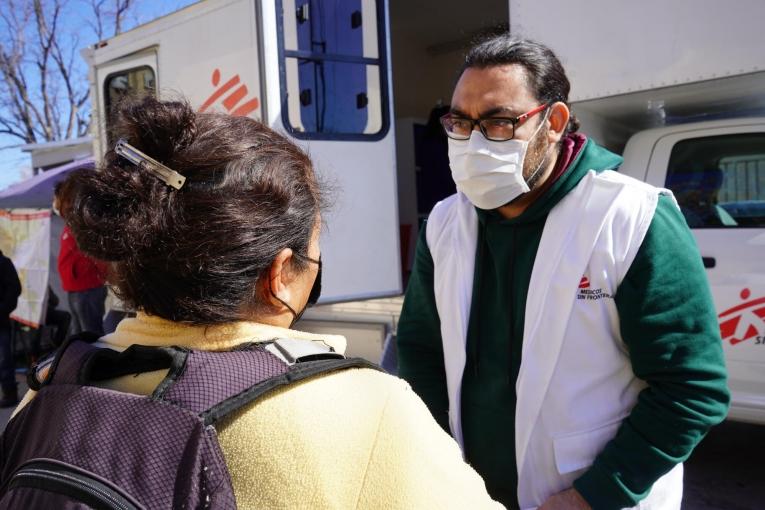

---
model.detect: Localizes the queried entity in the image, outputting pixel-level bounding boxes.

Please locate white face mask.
[448,112,549,210]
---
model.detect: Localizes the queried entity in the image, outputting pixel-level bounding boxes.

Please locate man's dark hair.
[462,34,580,134]
[66,95,325,325]
[53,177,77,220]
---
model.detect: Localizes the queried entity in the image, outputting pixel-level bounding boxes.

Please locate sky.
[0,0,197,191]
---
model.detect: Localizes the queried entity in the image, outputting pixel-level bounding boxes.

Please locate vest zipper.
[8,459,142,510]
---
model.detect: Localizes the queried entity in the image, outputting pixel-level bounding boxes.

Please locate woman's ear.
[547,101,570,144]
[264,248,294,307]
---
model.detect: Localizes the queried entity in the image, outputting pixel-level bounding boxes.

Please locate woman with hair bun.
[9,96,502,509]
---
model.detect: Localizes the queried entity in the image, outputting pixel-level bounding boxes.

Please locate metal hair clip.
[114,139,186,190]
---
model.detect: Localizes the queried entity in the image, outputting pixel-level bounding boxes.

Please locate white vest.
[426,170,683,510]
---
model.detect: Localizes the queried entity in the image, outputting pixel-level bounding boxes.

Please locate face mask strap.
[269,287,300,327]
[522,108,554,188]
[293,253,322,306]
[529,106,552,142]
[269,252,322,327]
[293,253,321,266]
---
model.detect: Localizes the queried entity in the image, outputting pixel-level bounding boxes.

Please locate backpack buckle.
[265,338,345,365]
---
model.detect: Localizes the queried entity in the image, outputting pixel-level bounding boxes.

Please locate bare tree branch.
[0,0,42,143]
[51,25,79,138]
[112,0,134,37]
[89,0,134,39]
[0,49,42,142]
[32,0,59,140]
[0,0,138,151]
[0,116,29,141]
[88,0,108,41]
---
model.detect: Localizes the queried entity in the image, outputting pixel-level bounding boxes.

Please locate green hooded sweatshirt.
[397,137,729,510]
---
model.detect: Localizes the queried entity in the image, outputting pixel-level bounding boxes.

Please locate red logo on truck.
[199,69,260,117]
[719,288,765,345]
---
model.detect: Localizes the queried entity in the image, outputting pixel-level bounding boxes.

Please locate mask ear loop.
[269,284,300,327]
[268,253,321,327]
[523,107,554,187]
[293,253,321,306]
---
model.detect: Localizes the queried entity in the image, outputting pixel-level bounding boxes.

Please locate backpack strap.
[80,344,186,385]
[27,333,101,390]
[150,337,382,426]
[200,355,380,426]
[31,335,382,428]
[28,333,191,393]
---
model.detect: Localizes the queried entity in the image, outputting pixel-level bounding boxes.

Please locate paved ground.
[1,371,762,509]
[683,420,764,509]
[0,372,27,427]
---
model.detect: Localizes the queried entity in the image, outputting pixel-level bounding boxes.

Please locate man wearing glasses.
[397,35,729,510]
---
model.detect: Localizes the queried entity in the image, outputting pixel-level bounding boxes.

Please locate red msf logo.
[199,69,260,117]
[719,288,765,345]
[577,275,613,301]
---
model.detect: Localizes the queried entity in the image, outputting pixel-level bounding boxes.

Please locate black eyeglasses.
[440,104,549,142]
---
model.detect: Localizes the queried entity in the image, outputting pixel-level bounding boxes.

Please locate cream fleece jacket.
[16,314,503,510]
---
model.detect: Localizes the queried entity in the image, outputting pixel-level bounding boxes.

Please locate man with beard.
[396,35,730,510]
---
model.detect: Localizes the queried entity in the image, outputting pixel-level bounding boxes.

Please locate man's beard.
[522,130,551,191]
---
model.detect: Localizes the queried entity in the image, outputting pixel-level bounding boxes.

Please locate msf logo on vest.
[719,288,765,346]
[577,275,614,301]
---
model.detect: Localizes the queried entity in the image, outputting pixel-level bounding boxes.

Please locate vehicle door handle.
[702,257,716,269]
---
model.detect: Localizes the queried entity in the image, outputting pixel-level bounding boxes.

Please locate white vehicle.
[85,0,401,306]
[618,118,765,425]
[511,0,765,424]
[85,0,765,423]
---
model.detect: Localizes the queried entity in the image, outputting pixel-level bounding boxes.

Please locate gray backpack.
[0,335,376,509]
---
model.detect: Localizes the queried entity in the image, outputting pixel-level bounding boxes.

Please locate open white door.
[262,0,401,303]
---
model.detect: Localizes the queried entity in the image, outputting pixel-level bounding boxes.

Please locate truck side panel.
[90,0,402,303]
[509,0,765,102]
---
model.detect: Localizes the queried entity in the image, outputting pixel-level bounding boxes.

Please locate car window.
[103,66,156,145]
[665,133,765,228]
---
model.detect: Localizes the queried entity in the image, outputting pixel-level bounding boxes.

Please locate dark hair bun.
[110,96,198,163]
[66,95,323,325]
[68,97,196,263]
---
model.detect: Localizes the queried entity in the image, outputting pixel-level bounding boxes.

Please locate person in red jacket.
[54,180,107,336]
